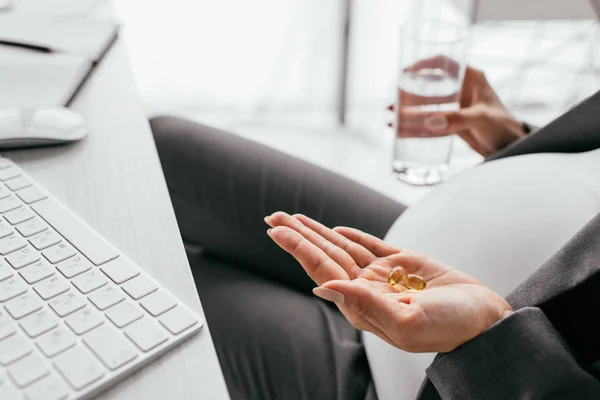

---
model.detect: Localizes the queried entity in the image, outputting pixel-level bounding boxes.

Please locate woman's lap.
[151,116,405,399]
[188,244,378,400]
[151,116,405,292]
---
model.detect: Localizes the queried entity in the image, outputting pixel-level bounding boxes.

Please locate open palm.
[265,212,511,353]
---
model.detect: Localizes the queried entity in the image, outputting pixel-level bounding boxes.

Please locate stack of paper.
[0,46,92,109]
[0,11,118,108]
[0,14,118,61]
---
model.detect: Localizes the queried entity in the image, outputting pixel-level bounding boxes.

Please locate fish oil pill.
[387,267,426,290]
[387,267,405,287]
[403,274,426,291]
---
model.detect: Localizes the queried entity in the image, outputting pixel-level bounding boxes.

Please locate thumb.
[322,280,406,331]
[424,107,486,134]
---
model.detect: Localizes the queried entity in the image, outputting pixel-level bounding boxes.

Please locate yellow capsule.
[403,274,426,291]
[387,267,405,287]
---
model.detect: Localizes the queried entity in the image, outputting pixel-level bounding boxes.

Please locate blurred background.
[33,0,600,202]
[110,0,600,203]
[114,0,600,127]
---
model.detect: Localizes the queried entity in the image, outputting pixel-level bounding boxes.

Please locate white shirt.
[365,149,600,400]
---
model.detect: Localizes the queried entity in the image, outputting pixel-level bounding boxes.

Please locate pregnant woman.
[151,66,600,400]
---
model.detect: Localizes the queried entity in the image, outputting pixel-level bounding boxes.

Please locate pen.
[0,40,54,53]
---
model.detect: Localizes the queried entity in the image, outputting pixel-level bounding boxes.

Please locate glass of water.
[393,20,468,186]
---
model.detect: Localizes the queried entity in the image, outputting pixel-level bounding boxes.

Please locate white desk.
[5,40,230,400]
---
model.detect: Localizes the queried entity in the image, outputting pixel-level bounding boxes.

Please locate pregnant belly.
[366,148,600,400]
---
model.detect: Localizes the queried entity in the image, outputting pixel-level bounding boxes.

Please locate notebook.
[0,46,92,108]
[10,0,98,17]
[0,13,118,62]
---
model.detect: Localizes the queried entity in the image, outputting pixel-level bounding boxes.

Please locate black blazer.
[418,90,600,399]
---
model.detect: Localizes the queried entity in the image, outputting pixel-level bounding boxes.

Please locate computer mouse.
[0,107,87,149]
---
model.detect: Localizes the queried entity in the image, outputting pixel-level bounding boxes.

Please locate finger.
[267,212,361,277]
[398,106,447,127]
[395,107,454,138]
[424,107,486,135]
[457,131,487,156]
[268,226,349,284]
[294,214,375,268]
[333,227,401,258]
[323,279,409,333]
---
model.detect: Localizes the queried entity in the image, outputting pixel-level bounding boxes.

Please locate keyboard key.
[72,270,108,294]
[19,261,54,284]
[0,259,13,281]
[59,262,87,285]
[88,286,125,311]
[0,167,21,182]
[124,318,169,352]
[0,185,10,200]
[0,311,17,339]
[4,206,35,225]
[29,230,61,251]
[65,307,104,335]
[0,159,208,399]
[8,353,49,387]
[0,217,14,239]
[49,292,86,317]
[16,186,48,205]
[32,198,118,266]
[140,291,177,317]
[54,346,104,390]
[0,333,32,365]
[0,383,20,400]
[6,246,41,269]
[56,255,92,279]
[159,306,200,335]
[0,233,26,255]
[36,327,76,358]
[24,375,69,400]
[42,243,76,264]
[106,301,143,328]
[122,275,157,300]
[16,218,47,238]
[0,159,12,170]
[83,325,138,370]
[20,310,58,338]
[5,176,32,191]
[33,276,70,300]
[0,277,27,301]
[101,257,140,284]
[5,292,43,319]
[0,195,21,213]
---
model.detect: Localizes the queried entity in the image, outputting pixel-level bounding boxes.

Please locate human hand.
[390,56,525,156]
[265,212,512,353]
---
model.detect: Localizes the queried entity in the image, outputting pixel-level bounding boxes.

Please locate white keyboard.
[0,158,204,400]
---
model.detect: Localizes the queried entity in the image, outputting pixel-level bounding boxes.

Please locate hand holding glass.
[393,21,467,186]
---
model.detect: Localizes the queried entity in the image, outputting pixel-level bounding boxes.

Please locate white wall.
[114,0,600,128]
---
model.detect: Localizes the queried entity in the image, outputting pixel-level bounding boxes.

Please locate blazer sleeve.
[425,307,600,400]
[486,89,600,162]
